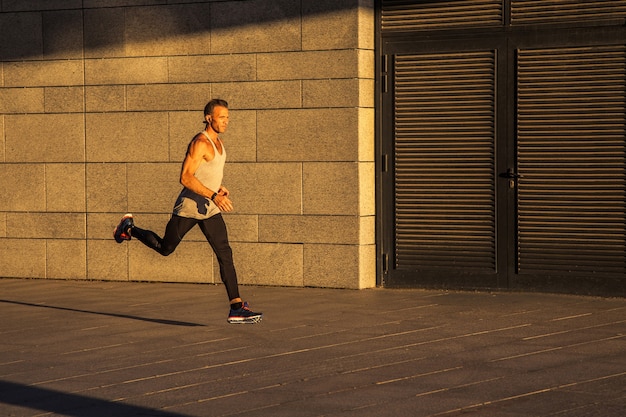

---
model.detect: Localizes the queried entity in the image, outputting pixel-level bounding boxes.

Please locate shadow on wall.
[0,0,374,61]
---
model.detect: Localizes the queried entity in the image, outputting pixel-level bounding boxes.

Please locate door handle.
[499,168,522,189]
[499,168,522,179]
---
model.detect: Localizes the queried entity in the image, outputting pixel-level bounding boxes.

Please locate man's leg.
[131,215,197,256]
[199,214,262,323]
[198,214,240,300]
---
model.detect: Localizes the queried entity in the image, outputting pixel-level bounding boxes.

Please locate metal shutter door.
[394,51,497,271]
[516,45,626,275]
[381,0,503,32]
[511,0,626,25]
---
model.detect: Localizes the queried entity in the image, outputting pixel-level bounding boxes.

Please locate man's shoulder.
[187,132,214,158]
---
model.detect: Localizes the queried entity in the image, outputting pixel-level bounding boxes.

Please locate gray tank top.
[172,131,226,219]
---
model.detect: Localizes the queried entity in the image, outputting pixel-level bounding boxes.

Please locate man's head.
[204,98,229,134]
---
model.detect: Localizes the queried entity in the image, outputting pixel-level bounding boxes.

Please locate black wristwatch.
[210,192,218,201]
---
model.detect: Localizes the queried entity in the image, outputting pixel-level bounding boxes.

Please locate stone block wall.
[0,0,376,289]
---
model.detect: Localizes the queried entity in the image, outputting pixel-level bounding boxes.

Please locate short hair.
[203,98,228,121]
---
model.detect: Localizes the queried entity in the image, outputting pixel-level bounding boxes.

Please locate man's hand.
[214,194,233,212]
[219,186,230,197]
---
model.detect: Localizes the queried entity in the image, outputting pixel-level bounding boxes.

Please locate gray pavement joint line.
[0,360,25,366]
[31,358,180,386]
[116,350,349,405]
[29,326,441,392]
[378,323,532,351]
[522,319,626,340]
[73,326,449,389]
[340,356,428,375]
[427,370,626,417]
[61,343,126,355]
[550,313,593,321]
[73,347,251,397]
[341,377,507,415]
[490,334,626,362]
[375,365,464,386]
[38,326,448,400]
[163,366,466,413]
[378,303,440,314]
[7,323,529,387]
[414,376,506,398]
[210,366,471,417]
[289,319,417,341]
[320,322,532,362]
[501,309,544,317]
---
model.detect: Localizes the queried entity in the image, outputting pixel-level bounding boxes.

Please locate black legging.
[131,214,240,301]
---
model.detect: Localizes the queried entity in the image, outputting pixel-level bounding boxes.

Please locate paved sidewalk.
[0,278,624,417]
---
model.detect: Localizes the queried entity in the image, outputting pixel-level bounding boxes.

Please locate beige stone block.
[360,215,376,245]
[6,114,85,162]
[47,239,87,279]
[0,238,46,278]
[304,243,376,289]
[303,162,359,215]
[222,214,258,243]
[219,110,257,162]
[127,84,211,112]
[303,79,374,108]
[259,215,360,244]
[0,88,44,113]
[168,111,202,162]
[302,0,374,51]
[357,1,375,50]
[85,57,168,85]
[85,86,126,112]
[359,161,375,216]
[88,213,120,240]
[0,164,45,211]
[83,7,125,58]
[43,9,84,59]
[127,163,181,213]
[46,163,86,212]
[169,55,256,83]
[258,50,361,81]
[212,81,301,110]
[3,1,82,12]
[358,49,375,79]
[358,108,375,162]
[302,0,360,50]
[211,0,301,54]
[125,4,211,57]
[86,112,169,162]
[7,213,86,239]
[86,163,127,212]
[129,241,215,283]
[0,12,42,61]
[83,1,157,8]
[257,108,358,162]
[0,116,4,162]
[224,163,302,215]
[0,213,6,237]
[45,87,85,113]
[4,60,84,87]
[232,242,303,287]
[87,239,128,281]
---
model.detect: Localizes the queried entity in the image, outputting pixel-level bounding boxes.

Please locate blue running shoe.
[228,302,262,324]
[113,214,134,243]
